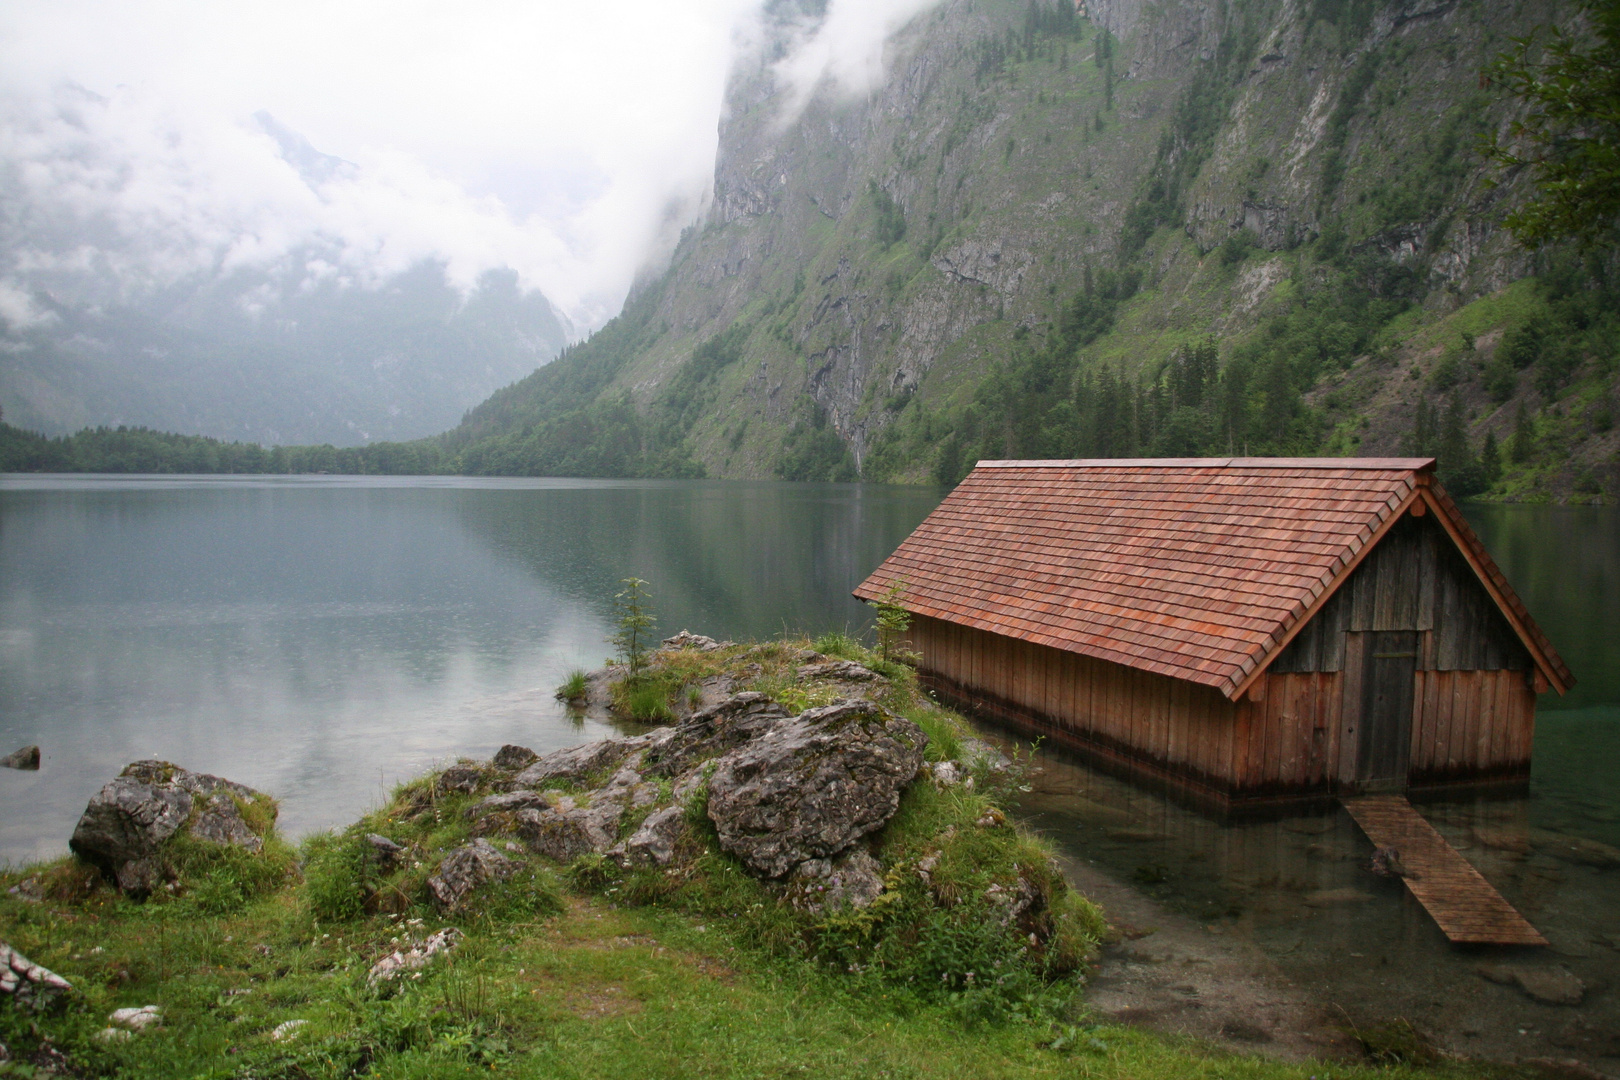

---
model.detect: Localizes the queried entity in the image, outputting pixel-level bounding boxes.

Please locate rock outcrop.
[427,839,517,911]
[1,943,71,1010]
[69,761,276,896]
[706,700,927,878]
[429,689,927,900]
[0,745,40,770]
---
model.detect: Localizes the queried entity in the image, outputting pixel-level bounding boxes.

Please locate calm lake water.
[1,475,1615,1067]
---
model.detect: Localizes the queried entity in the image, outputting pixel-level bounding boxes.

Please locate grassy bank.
[0,637,1534,1078]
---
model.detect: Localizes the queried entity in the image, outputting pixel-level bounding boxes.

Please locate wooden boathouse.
[855,458,1573,811]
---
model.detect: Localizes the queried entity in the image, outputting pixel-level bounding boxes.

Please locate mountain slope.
[448,0,1615,498]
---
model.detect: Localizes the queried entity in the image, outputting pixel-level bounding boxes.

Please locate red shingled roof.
[853,458,1571,700]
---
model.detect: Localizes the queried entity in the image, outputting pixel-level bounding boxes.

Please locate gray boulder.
[787,849,886,912]
[644,692,790,778]
[661,630,732,652]
[796,660,881,683]
[69,760,275,895]
[492,744,537,771]
[1,942,71,1010]
[515,799,624,862]
[427,839,517,911]
[611,806,686,867]
[512,739,637,789]
[435,763,485,796]
[706,700,927,878]
[1,745,40,770]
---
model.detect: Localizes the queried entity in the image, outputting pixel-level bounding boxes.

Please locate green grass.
[555,669,589,703]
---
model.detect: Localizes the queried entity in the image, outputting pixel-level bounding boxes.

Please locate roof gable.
[853,458,1571,699]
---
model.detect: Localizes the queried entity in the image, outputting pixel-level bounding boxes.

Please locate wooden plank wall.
[913,614,1266,800]
[1407,668,1536,785]
[1270,513,1531,676]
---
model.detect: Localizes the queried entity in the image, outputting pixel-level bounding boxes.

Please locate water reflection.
[0,475,942,864]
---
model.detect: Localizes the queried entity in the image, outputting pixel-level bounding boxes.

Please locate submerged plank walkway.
[1341,795,1547,946]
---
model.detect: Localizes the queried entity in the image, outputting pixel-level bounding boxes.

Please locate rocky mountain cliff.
[445,0,1617,501]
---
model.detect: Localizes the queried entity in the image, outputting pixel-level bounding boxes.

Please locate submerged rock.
[427,839,517,911]
[1477,962,1586,1006]
[707,699,927,878]
[69,760,275,895]
[0,745,40,770]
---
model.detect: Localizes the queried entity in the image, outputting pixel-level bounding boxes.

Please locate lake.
[1,475,1616,1067]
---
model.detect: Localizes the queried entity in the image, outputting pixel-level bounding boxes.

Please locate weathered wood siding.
[908,510,1537,803]
[910,614,1247,800]
[1270,513,1531,674]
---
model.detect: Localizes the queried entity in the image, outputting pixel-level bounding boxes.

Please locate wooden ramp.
[1341,795,1547,946]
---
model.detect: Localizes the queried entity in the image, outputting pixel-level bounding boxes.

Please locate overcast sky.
[0,0,940,332]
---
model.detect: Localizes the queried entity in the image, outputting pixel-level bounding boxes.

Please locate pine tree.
[609,577,657,680]
[1481,429,1502,483]
[1510,402,1536,463]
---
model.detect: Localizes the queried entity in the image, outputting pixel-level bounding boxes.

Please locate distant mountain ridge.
[436,0,1618,502]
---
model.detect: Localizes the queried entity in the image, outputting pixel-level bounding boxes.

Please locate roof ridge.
[977,457,1438,470]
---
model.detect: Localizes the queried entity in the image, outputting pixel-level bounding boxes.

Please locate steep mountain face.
[446,0,1617,501]
[0,261,568,447]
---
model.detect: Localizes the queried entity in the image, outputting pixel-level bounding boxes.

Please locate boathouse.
[854,458,1572,810]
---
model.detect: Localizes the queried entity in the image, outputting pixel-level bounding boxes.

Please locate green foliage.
[616,676,676,721]
[871,578,915,662]
[777,406,858,481]
[300,831,374,922]
[610,577,658,679]
[1217,229,1258,267]
[555,669,589,702]
[812,629,862,659]
[870,181,907,249]
[1485,0,1620,248]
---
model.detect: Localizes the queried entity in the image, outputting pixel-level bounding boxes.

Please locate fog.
[0,0,942,334]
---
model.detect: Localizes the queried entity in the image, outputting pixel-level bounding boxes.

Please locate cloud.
[0,0,942,333]
[768,0,945,124]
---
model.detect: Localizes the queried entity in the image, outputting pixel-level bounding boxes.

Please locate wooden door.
[1356,630,1418,786]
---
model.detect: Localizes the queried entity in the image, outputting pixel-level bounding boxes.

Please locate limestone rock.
[706,699,927,878]
[516,800,623,862]
[1,943,71,1009]
[465,790,561,820]
[1,745,40,770]
[492,744,538,771]
[662,630,732,652]
[787,849,886,911]
[368,927,462,983]
[435,764,485,796]
[612,806,686,867]
[190,792,262,852]
[426,839,517,911]
[69,760,274,895]
[644,692,791,778]
[107,1005,161,1031]
[796,660,881,682]
[513,739,638,788]
[366,833,404,872]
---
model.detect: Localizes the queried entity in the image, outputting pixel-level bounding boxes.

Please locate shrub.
[301,831,373,922]
[555,669,588,702]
